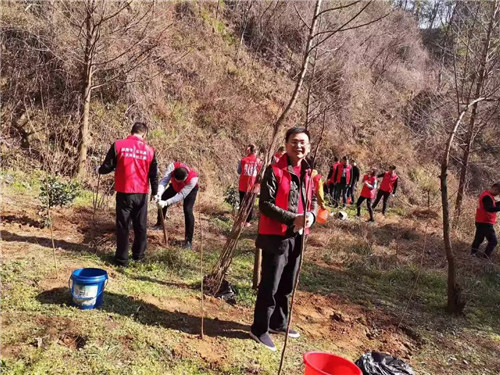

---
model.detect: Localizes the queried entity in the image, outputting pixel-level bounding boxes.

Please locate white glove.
[157,200,170,209]
[152,193,161,203]
[305,212,314,228]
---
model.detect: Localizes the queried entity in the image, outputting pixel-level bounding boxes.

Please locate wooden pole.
[252,247,262,289]
[199,211,205,339]
[158,206,168,245]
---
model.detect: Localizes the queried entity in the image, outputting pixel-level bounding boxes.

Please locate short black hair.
[333,156,339,162]
[173,167,188,181]
[342,156,348,161]
[278,146,285,152]
[131,122,148,135]
[492,182,500,189]
[248,144,256,153]
[389,165,396,170]
[285,127,310,143]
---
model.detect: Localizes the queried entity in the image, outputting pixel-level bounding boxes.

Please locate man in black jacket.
[250,127,317,351]
[348,160,360,204]
[98,122,158,266]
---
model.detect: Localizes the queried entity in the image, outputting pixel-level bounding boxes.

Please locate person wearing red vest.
[98,122,158,267]
[237,144,263,226]
[155,162,199,249]
[356,169,378,222]
[250,127,317,352]
[471,183,500,258]
[372,165,398,215]
[272,146,285,164]
[332,156,352,208]
[326,156,340,202]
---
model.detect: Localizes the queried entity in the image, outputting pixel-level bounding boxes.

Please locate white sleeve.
[158,163,175,195]
[165,177,198,206]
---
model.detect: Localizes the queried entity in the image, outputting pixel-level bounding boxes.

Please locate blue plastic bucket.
[69,268,108,310]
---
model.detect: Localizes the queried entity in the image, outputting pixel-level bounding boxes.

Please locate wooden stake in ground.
[91,173,100,250]
[158,206,169,245]
[199,211,205,339]
[277,170,312,375]
[252,247,262,289]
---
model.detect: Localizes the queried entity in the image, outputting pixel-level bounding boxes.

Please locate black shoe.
[113,257,128,267]
[367,218,375,222]
[249,331,276,351]
[183,241,192,250]
[132,257,145,263]
[269,327,300,338]
[152,224,163,230]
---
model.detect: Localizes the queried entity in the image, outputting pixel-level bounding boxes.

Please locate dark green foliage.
[40,175,80,208]
[224,185,240,210]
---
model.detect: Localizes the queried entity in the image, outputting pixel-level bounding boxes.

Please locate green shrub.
[39,175,80,208]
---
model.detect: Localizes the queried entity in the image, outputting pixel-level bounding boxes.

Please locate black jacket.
[256,157,318,252]
[351,165,360,186]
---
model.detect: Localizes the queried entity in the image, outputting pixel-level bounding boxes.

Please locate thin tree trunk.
[205,0,323,296]
[235,0,254,65]
[264,0,323,165]
[441,97,485,313]
[77,5,94,178]
[453,0,498,225]
[77,80,92,178]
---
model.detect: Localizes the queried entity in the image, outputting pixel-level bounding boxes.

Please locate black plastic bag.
[355,351,415,375]
[213,279,237,305]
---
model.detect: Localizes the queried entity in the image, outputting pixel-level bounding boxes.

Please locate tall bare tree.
[205,0,390,296]
[49,0,168,177]
[453,0,500,224]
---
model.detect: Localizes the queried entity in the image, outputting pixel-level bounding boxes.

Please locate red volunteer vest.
[239,154,262,192]
[313,173,321,193]
[335,163,352,184]
[360,175,377,199]
[114,135,154,194]
[380,171,398,193]
[258,155,314,236]
[475,190,497,224]
[171,162,198,193]
[328,162,341,184]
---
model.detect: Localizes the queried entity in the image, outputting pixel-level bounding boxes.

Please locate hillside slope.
[1,1,462,206]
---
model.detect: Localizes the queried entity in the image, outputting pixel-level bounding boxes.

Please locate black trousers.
[327,183,335,201]
[116,193,148,266]
[372,190,391,214]
[471,223,498,256]
[251,234,302,335]
[356,196,374,221]
[239,191,255,223]
[157,185,198,243]
[334,182,349,207]
[348,184,356,203]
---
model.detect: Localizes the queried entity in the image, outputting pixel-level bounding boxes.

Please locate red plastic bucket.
[316,208,330,224]
[303,352,362,375]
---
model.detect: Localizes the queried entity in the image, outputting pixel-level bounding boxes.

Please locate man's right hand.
[152,193,161,203]
[293,215,305,230]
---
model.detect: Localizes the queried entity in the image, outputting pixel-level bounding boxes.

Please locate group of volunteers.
[98,122,499,351]
[323,156,399,222]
